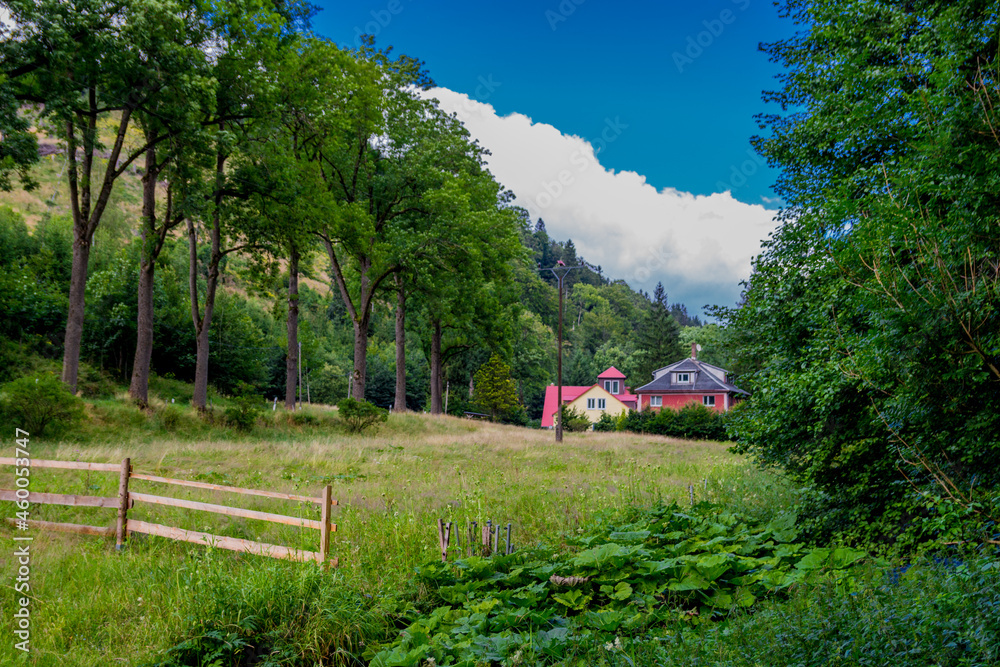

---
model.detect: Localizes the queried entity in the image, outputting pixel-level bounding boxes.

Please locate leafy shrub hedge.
[0,373,85,436]
[595,404,729,440]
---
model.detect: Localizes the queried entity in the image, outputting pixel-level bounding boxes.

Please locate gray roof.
[635,357,748,395]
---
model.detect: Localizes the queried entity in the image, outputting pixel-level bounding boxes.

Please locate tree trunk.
[430,319,443,414]
[394,274,407,412]
[59,97,133,393]
[351,316,370,401]
[128,146,158,406]
[189,218,221,411]
[128,259,155,406]
[61,235,92,393]
[285,245,299,410]
[189,144,226,411]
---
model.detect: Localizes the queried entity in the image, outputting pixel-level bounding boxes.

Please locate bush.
[0,374,85,436]
[559,405,592,432]
[614,404,730,440]
[338,398,388,434]
[593,412,617,432]
[223,396,262,432]
[156,404,183,432]
[674,403,727,440]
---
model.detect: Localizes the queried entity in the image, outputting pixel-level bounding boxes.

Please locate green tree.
[473,354,520,421]
[679,324,735,371]
[727,0,1000,538]
[2,0,185,393]
[635,282,684,385]
[127,0,292,406]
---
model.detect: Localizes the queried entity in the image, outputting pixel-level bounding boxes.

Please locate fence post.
[115,457,131,551]
[320,485,332,568]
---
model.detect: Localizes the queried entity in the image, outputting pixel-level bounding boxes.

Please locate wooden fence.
[0,457,337,567]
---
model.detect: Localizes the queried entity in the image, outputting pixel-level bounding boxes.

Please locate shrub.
[291,410,318,426]
[559,405,592,432]
[675,403,727,440]
[223,396,262,432]
[156,404,183,432]
[338,398,388,434]
[615,404,729,440]
[0,374,85,436]
[593,412,617,432]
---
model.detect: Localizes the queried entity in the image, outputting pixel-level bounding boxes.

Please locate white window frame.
[587,398,596,409]
[603,380,620,394]
[703,395,716,407]
[676,373,690,384]
[650,396,662,407]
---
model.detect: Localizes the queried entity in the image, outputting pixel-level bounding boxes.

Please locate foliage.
[147,551,401,667]
[369,502,870,666]
[634,282,685,384]
[611,405,730,441]
[593,412,618,432]
[653,557,1000,667]
[473,354,521,421]
[223,396,263,432]
[0,373,85,436]
[725,0,1000,535]
[559,404,592,432]
[337,397,389,434]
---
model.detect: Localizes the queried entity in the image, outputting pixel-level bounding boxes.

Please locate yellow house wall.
[567,385,628,425]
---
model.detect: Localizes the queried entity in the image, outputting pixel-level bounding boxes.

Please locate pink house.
[634,346,747,413]
[541,366,638,428]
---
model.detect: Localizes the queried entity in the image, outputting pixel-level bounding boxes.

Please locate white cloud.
[424,87,779,314]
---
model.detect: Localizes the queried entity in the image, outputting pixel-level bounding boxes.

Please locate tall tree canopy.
[726,0,1000,538]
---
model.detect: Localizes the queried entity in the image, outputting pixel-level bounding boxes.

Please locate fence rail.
[1,457,337,567]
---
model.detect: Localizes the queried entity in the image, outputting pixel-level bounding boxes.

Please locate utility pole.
[540,264,583,442]
[297,340,302,410]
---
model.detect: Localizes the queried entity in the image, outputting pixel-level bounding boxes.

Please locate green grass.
[5,394,993,666]
[1,396,763,665]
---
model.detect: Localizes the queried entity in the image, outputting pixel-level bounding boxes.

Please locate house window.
[597,398,606,410]
[650,396,662,407]
[587,398,595,409]
[603,380,620,394]
[703,395,715,407]
[676,373,690,383]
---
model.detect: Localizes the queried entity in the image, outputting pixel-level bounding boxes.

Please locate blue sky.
[311,1,799,312]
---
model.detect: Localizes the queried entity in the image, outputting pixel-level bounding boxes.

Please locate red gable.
[597,366,627,380]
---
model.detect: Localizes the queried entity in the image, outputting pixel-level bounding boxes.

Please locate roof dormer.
[597,366,627,395]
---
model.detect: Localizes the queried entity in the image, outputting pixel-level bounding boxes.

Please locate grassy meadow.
[0,400,791,665]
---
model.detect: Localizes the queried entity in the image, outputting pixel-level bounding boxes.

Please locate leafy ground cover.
[369,503,868,666]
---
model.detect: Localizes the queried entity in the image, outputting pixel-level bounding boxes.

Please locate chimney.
[691,342,697,359]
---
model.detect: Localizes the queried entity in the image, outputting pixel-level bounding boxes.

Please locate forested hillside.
[0,0,720,424]
[0,194,708,421]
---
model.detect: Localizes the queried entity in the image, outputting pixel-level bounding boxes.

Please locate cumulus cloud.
[424,87,779,314]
